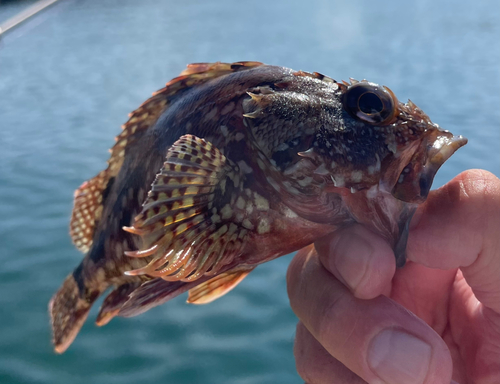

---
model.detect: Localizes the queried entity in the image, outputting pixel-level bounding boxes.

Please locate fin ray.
[69,61,263,254]
[95,282,142,326]
[118,278,208,318]
[69,171,108,253]
[187,267,255,304]
[125,135,250,282]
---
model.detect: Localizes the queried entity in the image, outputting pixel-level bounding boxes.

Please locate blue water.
[0,0,498,383]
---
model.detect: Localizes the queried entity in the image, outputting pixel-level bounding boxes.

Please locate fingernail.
[368,329,431,384]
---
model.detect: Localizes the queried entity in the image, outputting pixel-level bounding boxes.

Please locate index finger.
[408,169,500,313]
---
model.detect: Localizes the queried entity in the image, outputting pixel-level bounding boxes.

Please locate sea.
[0,0,499,383]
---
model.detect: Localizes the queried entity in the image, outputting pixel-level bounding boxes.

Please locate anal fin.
[118,277,210,318]
[187,267,255,304]
[95,282,142,326]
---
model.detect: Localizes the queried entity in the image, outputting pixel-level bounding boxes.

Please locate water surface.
[0,0,499,383]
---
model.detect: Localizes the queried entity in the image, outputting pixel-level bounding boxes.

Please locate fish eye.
[343,83,397,125]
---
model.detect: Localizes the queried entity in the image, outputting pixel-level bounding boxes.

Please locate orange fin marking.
[291,70,337,84]
[125,134,250,282]
[187,267,255,304]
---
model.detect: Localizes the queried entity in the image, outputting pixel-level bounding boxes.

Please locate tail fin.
[48,273,100,354]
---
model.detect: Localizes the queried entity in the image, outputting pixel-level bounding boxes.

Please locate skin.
[287,169,500,384]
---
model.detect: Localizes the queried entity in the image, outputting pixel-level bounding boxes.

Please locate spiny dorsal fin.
[69,61,263,253]
[110,61,263,176]
[187,267,255,304]
[123,135,250,282]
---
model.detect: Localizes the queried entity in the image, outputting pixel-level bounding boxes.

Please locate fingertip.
[408,169,500,269]
[367,327,453,384]
[315,226,396,299]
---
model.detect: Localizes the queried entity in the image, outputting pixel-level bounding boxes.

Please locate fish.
[49,61,467,353]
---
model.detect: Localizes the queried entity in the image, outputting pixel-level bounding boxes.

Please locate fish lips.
[391,130,468,203]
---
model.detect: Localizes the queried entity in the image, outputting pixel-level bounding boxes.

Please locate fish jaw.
[339,126,467,266]
[389,128,468,203]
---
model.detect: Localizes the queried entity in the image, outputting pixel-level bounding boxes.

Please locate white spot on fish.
[351,170,363,183]
[314,163,329,175]
[221,102,235,115]
[229,223,238,234]
[257,158,266,170]
[283,181,300,195]
[236,196,245,210]
[253,192,270,211]
[237,160,253,174]
[282,206,298,218]
[220,204,233,219]
[220,125,229,137]
[257,218,270,234]
[333,175,345,187]
[245,201,254,214]
[211,213,221,224]
[276,142,289,151]
[297,176,313,187]
[205,107,218,121]
[242,219,254,230]
[235,212,244,222]
[387,140,397,154]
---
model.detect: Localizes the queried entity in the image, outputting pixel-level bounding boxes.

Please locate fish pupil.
[358,92,383,115]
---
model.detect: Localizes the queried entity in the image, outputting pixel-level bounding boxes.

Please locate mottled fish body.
[49,62,467,353]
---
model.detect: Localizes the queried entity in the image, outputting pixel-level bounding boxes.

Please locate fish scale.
[49,61,467,354]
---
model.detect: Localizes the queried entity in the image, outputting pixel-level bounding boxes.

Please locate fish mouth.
[391,130,468,203]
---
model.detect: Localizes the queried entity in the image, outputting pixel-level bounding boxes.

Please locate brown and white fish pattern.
[49,61,467,353]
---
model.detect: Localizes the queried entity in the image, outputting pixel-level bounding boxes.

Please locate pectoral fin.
[123,135,250,282]
[187,267,255,304]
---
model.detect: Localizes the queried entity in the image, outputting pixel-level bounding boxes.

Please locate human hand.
[287,169,500,384]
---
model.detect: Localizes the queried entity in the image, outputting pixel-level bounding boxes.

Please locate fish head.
[297,80,467,203]
[277,79,467,266]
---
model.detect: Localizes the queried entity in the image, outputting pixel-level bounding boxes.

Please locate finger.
[391,262,458,333]
[294,321,367,384]
[408,169,500,313]
[287,247,453,384]
[314,225,396,300]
